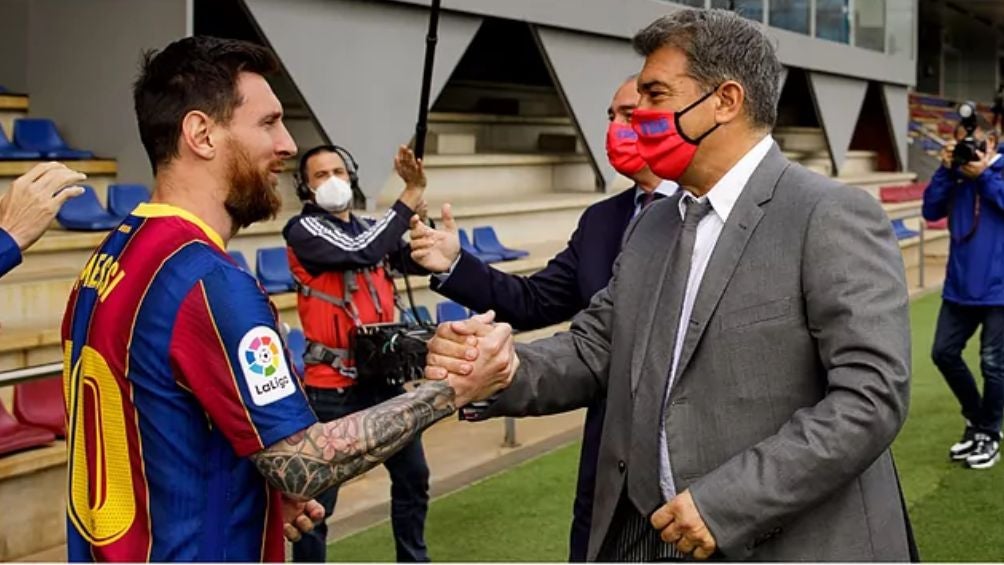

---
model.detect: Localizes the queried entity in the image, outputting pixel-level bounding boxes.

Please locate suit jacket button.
[618,460,626,473]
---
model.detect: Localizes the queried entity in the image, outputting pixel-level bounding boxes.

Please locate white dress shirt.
[658,134,776,500]
[633,180,680,218]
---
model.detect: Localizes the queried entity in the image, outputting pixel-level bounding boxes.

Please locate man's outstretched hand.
[425,311,518,406]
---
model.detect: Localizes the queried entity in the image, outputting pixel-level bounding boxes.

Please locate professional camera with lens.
[352,322,434,388]
[952,101,987,168]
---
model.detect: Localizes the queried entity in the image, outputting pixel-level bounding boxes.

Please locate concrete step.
[0,159,118,199]
[785,151,832,176]
[3,188,598,331]
[773,126,826,153]
[899,229,951,270]
[786,148,881,178]
[428,112,579,154]
[420,192,603,248]
[426,131,477,155]
[377,152,596,205]
[0,93,29,138]
[839,171,917,198]
[434,80,567,118]
[0,442,67,562]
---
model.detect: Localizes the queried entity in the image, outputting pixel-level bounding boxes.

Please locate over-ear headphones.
[295,144,363,205]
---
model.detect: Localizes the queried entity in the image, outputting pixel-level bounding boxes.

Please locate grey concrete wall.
[243,0,482,207]
[0,0,31,92]
[940,8,999,102]
[534,27,644,189]
[387,0,917,86]
[26,0,191,185]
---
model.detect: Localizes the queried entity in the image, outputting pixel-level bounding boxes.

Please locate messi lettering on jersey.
[61,204,316,562]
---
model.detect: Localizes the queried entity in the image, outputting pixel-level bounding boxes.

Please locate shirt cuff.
[0,229,23,278]
[432,253,463,283]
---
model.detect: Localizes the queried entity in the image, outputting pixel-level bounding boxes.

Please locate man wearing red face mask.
[425,9,915,561]
[408,76,677,561]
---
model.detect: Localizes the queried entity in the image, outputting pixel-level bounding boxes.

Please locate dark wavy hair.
[133,36,279,172]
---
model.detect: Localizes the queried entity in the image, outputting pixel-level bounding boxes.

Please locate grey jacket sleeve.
[484,283,612,418]
[688,187,912,559]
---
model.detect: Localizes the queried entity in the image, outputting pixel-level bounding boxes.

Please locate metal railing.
[885,202,930,289]
[0,361,61,388]
[0,359,527,448]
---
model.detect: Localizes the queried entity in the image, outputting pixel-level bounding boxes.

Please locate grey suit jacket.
[485,145,912,561]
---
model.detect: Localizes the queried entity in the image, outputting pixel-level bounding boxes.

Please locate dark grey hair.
[632,9,782,129]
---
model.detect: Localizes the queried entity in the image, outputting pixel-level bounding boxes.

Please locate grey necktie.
[627,196,714,517]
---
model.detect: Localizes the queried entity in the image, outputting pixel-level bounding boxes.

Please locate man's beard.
[224,141,283,229]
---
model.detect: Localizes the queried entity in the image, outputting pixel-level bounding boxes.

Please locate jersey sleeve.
[169,263,317,457]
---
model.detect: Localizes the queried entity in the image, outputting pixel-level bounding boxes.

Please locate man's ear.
[714,80,745,125]
[180,110,216,161]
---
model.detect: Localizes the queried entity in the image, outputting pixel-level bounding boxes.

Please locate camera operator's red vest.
[287,249,396,389]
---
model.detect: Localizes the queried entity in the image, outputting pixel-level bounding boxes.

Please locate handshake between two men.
[421,314,718,560]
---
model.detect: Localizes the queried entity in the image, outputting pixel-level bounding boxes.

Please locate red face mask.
[605,121,647,176]
[630,89,719,181]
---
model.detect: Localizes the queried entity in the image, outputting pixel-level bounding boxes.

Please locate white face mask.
[313,176,353,213]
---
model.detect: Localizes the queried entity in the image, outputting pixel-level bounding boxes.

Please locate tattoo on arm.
[251,381,455,500]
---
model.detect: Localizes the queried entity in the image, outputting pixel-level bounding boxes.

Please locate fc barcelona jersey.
[60,203,317,562]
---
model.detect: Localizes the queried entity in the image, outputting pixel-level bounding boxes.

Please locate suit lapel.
[629,194,684,395]
[672,145,790,381]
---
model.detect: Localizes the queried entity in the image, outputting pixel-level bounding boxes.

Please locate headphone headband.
[295,144,362,204]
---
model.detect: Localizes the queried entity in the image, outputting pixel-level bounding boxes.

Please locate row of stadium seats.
[0,119,94,160]
[401,301,471,324]
[56,184,151,230]
[0,297,462,459]
[0,376,63,456]
[460,227,529,263]
[879,181,948,233]
[233,247,478,324]
[243,225,527,293]
[0,330,309,458]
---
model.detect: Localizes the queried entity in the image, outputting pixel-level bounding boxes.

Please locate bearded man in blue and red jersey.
[60,36,514,562]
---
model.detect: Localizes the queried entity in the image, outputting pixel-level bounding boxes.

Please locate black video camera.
[352,322,434,388]
[952,101,987,168]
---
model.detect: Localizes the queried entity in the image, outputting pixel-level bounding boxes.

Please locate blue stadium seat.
[0,124,40,160]
[436,300,470,323]
[107,184,151,219]
[458,229,503,263]
[285,328,306,376]
[12,118,94,159]
[0,85,7,93]
[56,185,121,231]
[401,305,433,325]
[228,250,251,273]
[256,247,295,293]
[472,226,529,261]
[891,219,919,240]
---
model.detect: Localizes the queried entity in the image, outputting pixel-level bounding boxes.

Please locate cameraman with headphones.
[283,144,432,562]
[923,107,1004,471]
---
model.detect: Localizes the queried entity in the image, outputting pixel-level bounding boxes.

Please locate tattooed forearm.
[251,381,456,500]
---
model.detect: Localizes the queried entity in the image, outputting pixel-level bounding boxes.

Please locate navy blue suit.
[0,229,22,279]
[431,187,642,561]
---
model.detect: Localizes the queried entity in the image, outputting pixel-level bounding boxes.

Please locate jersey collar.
[132,203,226,250]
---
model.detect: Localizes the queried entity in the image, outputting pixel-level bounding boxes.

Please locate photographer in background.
[283,144,432,562]
[923,105,1004,470]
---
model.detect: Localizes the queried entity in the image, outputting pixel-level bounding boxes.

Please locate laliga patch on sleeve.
[238,326,295,406]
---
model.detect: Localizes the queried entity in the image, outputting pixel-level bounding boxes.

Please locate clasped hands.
[424,311,519,407]
[423,313,715,559]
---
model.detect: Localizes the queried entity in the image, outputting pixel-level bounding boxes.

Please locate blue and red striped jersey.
[61,203,317,562]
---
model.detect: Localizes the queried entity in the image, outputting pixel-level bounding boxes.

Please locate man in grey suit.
[425,9,912,562]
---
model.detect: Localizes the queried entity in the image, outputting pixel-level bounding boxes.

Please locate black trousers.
[291,384,431,563]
